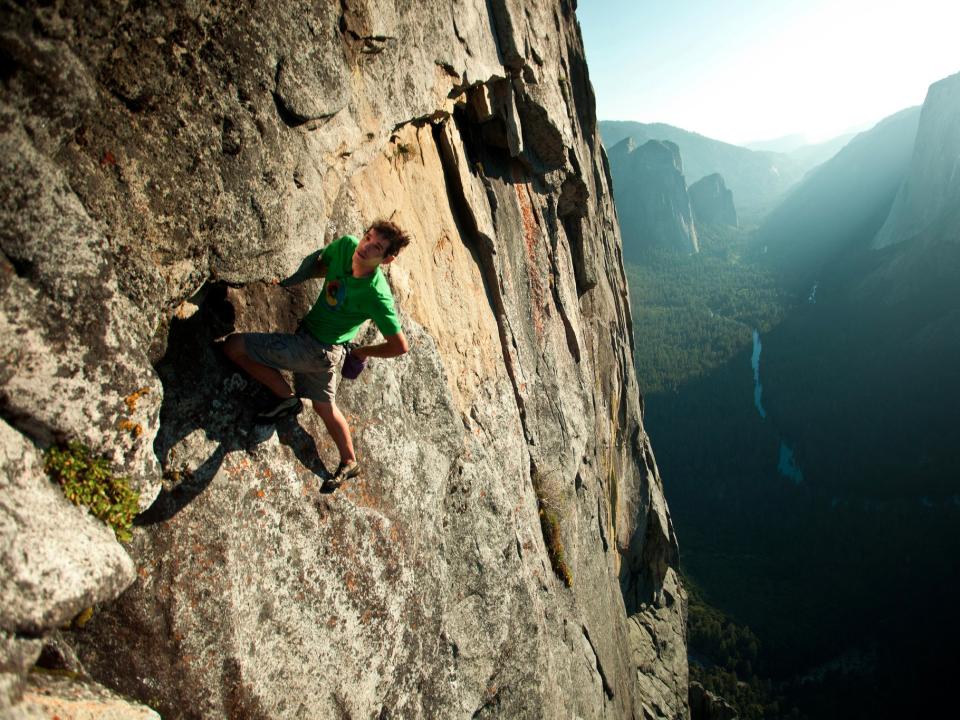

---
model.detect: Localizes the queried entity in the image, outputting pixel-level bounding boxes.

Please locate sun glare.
[579,0,960,143]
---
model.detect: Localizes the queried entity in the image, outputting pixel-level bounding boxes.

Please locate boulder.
[0,419,136,715]
[0,420,135,636]
[688,681,738,720]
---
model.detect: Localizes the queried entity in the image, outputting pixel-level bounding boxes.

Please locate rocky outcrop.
[12,672,160,720]
[689,174,738,228]
[0,421,135,636]
[608,138,699,258]
[688,682,737,720]
[0,418,135,716]
[0,1,685,718]
[872,71,960,249]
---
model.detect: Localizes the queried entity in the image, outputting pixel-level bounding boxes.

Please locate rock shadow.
[137,283,331,526]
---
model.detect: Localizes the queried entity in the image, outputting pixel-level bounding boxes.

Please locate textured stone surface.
[0,121,163,505]
[688,174,738,228]
[0,419,135,717]
[1,632,43,714]
[0,420,135,635]
[1,1,686,717]
[873,71,960,249]
[13,672,160,720]
[608,138,699,257]
[627,570,688,720]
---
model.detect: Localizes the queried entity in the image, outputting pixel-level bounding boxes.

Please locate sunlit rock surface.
[872,71,960,249]
[0,1,686,717]
[12,672,160,720]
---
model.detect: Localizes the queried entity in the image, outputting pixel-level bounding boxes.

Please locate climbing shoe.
[254,396,303,424]
[321,459,361,492]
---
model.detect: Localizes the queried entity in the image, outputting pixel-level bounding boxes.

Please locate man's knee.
[313,400,337,420]
[223,333,246,361]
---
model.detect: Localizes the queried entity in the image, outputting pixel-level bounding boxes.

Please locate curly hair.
[367,220,412,258]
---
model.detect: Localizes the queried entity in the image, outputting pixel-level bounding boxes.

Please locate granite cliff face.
[607,139,699,258]
[600,121,807,221]
[688,174,737,228]
[872,71,960,250]
[0,1,686,718]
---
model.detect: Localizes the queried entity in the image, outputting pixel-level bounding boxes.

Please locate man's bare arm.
[354,332,409,359]
[277,250,328,287]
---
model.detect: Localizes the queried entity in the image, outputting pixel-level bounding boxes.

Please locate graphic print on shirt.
[324,279,346,310]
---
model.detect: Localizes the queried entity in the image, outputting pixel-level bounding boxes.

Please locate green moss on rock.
[44,442,139,543]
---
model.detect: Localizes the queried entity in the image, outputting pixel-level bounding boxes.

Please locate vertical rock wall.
[689,174,738,229]
[872,71,960,250]
[607,139,700,258]
[0,1,686,717]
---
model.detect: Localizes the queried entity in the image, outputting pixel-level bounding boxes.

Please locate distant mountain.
[743,132,856,169]
[749,78,960,715]
[607,138,698,258]
[745,133,808,153]
[852,71,960,374]
[689,174,738,228]
[761,73,960,502]
[786,132,856,171]
[755,106,921,285]
[600,121,806,221]
[619,75,960,720]
[872,71,960,249]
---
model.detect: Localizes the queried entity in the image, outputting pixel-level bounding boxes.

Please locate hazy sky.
[577,0,960,145]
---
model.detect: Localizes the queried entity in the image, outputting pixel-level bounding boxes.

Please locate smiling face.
[355,228,395,266]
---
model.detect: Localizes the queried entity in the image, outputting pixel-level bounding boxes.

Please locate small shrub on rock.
[532,468,573,587]
[44,442,139,543]
[538,504,573,587]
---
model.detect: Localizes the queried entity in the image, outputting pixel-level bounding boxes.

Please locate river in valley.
[752,328,805,484]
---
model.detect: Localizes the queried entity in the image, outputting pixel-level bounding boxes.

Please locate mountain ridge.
[599,120,805,220]
[872,71,960,249]
[755,105,922,284]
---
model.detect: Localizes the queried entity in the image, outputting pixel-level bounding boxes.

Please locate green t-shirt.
[301,235,402,344]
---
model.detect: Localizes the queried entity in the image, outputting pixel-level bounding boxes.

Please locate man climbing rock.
[224,220,411,490]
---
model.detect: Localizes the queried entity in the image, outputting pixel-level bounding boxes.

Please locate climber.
[223,220,411,491]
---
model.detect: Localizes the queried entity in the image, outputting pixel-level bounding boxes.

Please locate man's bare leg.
[314,401,356,464]
[223,334,294,399]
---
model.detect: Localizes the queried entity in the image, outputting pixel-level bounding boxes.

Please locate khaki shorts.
[243,329,345,404]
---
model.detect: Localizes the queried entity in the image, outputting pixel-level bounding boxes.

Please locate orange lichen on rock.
[515,183,548,336]
[123,387,151,413]
[341,476,383,511]
[117,419,143,438]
